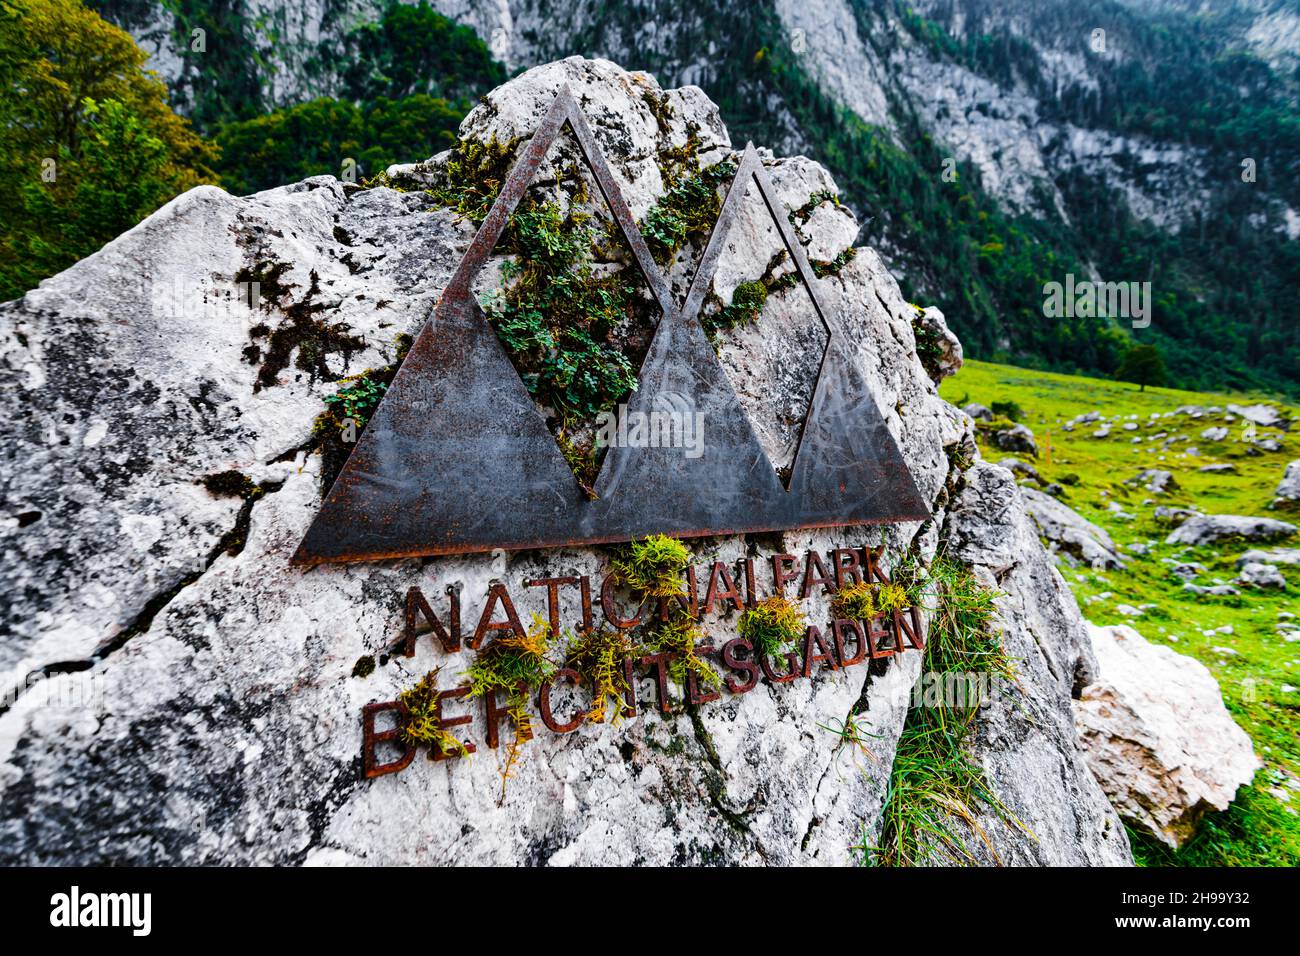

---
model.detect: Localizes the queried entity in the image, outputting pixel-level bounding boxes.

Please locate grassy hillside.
[940,360,1300,865]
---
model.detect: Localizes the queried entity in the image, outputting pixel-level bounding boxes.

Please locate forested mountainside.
[87,0,1300,395]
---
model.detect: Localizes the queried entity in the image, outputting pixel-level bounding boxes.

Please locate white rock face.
[0,59,1127,866]
[942,465,1130,865]
[1074,623,1259,848]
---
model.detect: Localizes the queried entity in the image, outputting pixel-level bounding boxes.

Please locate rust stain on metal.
[293,86,929,566]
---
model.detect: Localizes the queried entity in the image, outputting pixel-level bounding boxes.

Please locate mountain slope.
[89,0,1300,394]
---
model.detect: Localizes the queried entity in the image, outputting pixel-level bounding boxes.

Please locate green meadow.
[939,360,1300,866]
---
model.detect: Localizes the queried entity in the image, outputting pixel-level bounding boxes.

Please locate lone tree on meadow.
[1115,344,1167,392]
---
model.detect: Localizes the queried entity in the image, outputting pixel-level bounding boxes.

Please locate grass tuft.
[871,556,1022,867]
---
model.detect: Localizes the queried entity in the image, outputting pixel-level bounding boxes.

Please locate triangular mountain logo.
[292,88,928,565]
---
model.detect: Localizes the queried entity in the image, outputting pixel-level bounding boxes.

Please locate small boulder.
[1165,514,1297,547]
[991,422,1038,457]
[1227,403,1287,430]
[999,457,1041,484]
[1200,427,1228,441]
[1074,623,1259,848]
[1237,562,1287,589]
[1127,469,1177,494]
[962,402,993,422]
[1236,548,1300,568]
[1273,460,1300,509]
[1182,583,1241,596]
[1198,463,1237,474]
[1153,505,1200,527]
[1170,562,1205,580]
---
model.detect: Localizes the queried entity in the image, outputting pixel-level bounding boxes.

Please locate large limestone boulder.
[0,58,1127,866]
[1165,514,1297,547]
[1074,623,1259,848]
[1021,487,1125,570]
[1274,460,1300,509]
[1227,403,1287,430]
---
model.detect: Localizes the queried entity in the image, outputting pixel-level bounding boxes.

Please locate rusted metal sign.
[292,86,929,565]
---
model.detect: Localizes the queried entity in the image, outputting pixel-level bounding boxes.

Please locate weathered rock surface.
[1154,505,1200,527]
[1237,547,1300,568]
[1127,469,1176,495]
[1021,488,1125,570]
[1074,623,1259,848]
[990,423,1037,457]
[1227,403,1287,430]
[1274,460,1300,509]
[941,465,1130,865]
[0,59,1128,866]
[1237,563,1287,589]
[1165,514,1297,548]
[912,305,963,383]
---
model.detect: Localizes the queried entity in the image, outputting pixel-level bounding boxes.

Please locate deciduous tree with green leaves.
[1115,344,1168,392]
[0,0,216,300]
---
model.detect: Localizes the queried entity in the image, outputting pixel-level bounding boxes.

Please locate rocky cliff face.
[0,58,1129,865]
[99,0,1300,243]
[91,0,1300,394]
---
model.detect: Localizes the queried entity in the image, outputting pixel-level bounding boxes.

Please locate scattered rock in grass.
[1200,427,1228,441]
[1116,604,1143,617]
[1127,543,1149,556]
[1092,425,1111,439]
[999,457,1041,484]
[1227,403,1287,430]
[1165,514,1297,547]
[1273,461,1300,510]
[1237,562,1287,589]
[963,402,993,422]
[1237,548,1300,568]
[1255,438,1282,453]
[1170,562,1206,580]
[1021,487,1125,570]
[1127,469,1177,494]
[1106,502,1136,521]
[1074,623,1259,849]
[991,422,1037,457]
[1182,583,1241,596]
[1154,505,1201,527]
[1198,463,1237,474]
